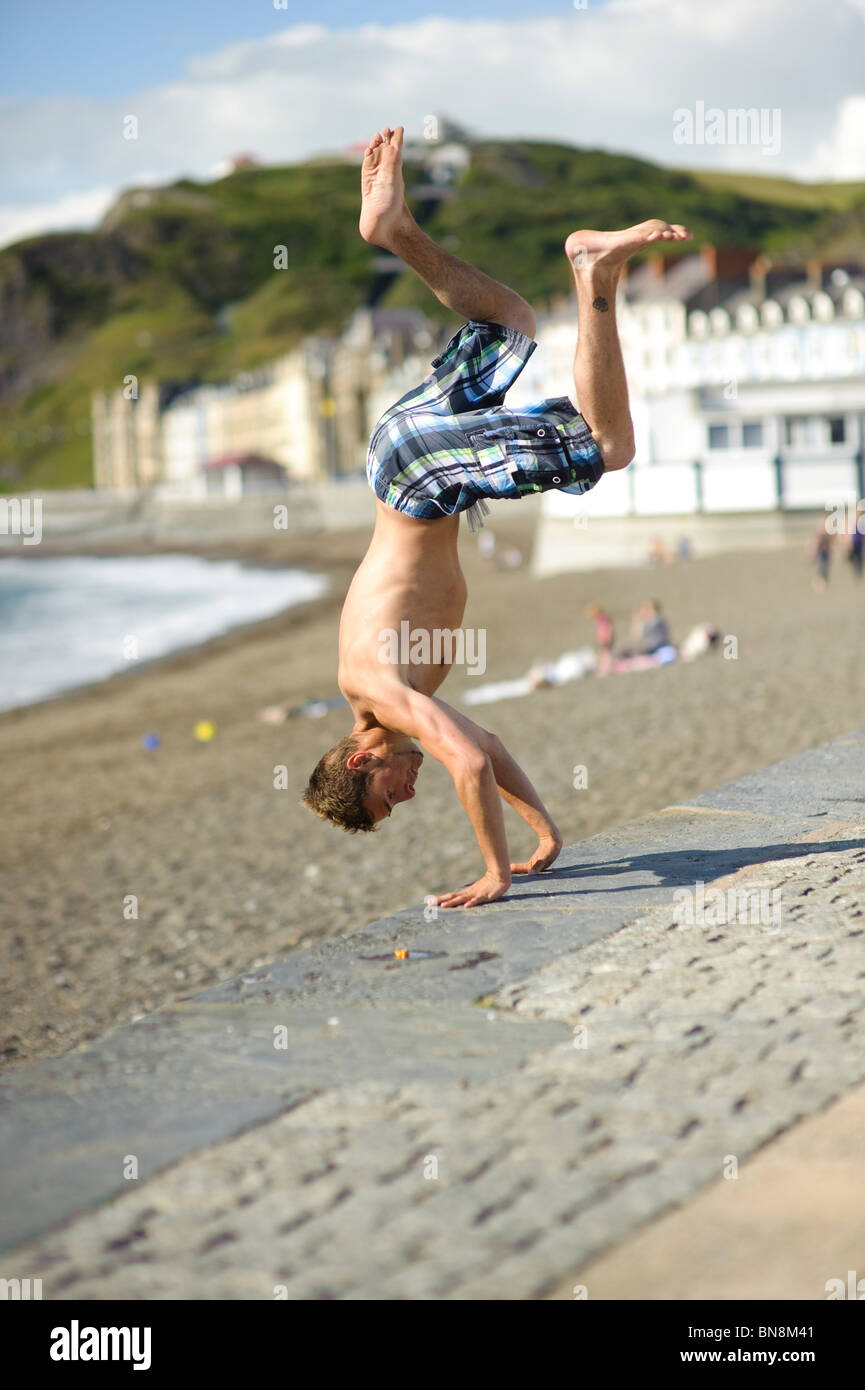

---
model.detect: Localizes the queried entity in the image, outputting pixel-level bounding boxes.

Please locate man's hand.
[431,871,512,910]
[510,832,563,876]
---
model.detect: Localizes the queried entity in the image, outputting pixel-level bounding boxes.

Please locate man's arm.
[374,684,511,906]
[447,704,563,874]
[398,690,562,865]
[483,733,564,875]
[374,685,562,904]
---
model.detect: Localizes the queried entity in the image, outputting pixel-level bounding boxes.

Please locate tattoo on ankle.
[592,296,609,312]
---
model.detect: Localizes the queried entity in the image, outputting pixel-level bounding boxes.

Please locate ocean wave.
[0,554,328,711]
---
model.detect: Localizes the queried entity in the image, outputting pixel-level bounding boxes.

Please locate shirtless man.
[303,124,691,907]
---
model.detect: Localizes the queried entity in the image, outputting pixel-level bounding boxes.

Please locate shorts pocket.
[507,458,572,494]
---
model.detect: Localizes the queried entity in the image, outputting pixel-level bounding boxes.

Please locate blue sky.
[0,0,862,249]
[0,1,577,98]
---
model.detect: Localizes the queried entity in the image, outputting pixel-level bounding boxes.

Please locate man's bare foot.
[359,125,409,248]
[565,220,692,277]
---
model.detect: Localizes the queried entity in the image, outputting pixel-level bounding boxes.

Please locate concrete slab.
[0,1003,566,1252]
[688,729,865,821]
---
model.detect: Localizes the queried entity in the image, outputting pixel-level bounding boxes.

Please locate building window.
[785,416,846,447]
[829,417,846,444]
[742,422,764,448]
[785,416,820,447]
[708,424,730,449]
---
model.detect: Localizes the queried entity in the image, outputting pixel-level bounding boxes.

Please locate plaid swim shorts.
[366,319,605,527]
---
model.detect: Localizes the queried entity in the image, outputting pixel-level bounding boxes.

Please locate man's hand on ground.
[431,871,512,910]
[510,833,563,876]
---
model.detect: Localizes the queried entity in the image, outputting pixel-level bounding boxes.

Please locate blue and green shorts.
[366,319,605,528]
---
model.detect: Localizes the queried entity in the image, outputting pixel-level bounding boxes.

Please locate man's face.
[361,743,425,824]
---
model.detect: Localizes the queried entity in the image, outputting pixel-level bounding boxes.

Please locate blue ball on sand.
[142,733,160,751]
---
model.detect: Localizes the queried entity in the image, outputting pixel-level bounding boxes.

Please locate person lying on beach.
[302,124,691,907]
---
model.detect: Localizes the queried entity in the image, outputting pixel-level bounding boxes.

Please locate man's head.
[302,728,424,832]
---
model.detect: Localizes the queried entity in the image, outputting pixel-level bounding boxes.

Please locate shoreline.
[0,547,339,721]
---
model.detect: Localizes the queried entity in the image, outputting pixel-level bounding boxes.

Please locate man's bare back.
[302,124,691,907]
[339,502,466,710]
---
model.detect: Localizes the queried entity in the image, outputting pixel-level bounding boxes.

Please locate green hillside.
[1,140,861,491]
[683,167,865,212]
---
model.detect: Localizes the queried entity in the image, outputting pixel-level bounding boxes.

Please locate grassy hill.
[683,167,865,212]
[1,140,862,491]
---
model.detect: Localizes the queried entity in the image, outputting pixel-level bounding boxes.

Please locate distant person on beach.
[585,601,615,675]
[639,599,671,654]
[848,527,863,578]
[616,599,671,658]
[303,124,691,907]
[477,528,496,562]
[647,536,673,566]
[811,520,834,591]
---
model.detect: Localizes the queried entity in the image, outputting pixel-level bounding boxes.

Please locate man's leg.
[564,222,691,470]
[360,126,536,339]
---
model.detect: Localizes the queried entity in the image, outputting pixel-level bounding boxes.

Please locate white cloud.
[1,0,863,250]
[0,186,117,249]
[795,95,865,181]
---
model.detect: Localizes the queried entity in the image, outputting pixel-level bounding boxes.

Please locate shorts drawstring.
[465,498,491,532]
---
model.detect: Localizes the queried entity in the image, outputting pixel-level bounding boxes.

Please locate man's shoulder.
[338,663,412,711]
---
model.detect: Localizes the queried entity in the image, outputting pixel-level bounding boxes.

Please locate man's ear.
[346,750,376,771]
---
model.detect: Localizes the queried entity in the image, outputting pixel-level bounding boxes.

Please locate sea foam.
[0,554,328,711]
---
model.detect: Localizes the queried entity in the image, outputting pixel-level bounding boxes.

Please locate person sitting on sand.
[616,599,671,659]
[638,599,671,655]
[302,124,691,907]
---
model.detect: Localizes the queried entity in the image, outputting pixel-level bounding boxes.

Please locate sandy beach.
[1,517,862,1068]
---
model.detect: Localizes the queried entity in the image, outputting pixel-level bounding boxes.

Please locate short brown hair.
[302,734,377,833]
